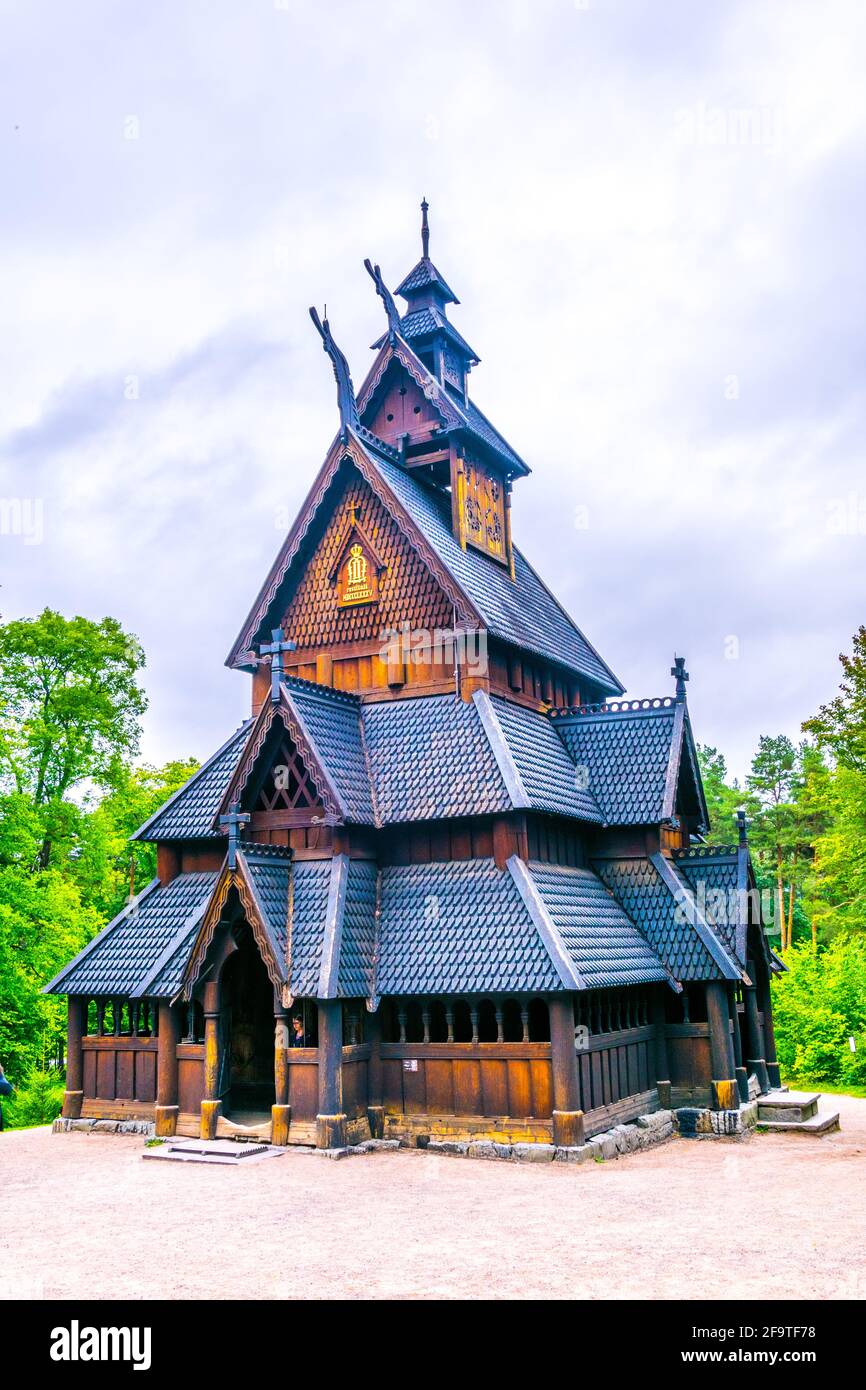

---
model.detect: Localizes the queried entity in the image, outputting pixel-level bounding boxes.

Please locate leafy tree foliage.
[0,611,198,1094]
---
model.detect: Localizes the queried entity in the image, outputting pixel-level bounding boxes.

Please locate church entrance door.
[220,925,275,1123]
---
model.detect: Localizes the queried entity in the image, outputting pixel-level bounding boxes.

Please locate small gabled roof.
[395,256,459,304]
[357,335,527,475]
[674,843,776,970]
[132,722,251,843]
[550,697,708,828]
[43,871,220,998]
[215,682,372,827]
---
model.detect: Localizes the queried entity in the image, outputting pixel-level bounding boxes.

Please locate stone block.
[587,1132,618,1160]
[427,1139,468,1156]
[554,1144,594,1164]
[511,1142,555,1163]
[467,1140,498,1160]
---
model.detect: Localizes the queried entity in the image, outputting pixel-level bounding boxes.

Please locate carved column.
[272,1001,291,1146]
[155,1000,181,1136]
[62,996,85,1119]
[200,981,222,1140]
[365,1007,384,1140]
[758,971,781,1089]
[744,962,770,1094]
[728,986,749,1104]
[706,980,738,1110]
[549,994,584,1148]
[316,999,346,1149]
[651,989,671,1110]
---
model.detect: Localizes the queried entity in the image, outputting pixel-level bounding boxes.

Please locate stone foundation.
[53,1117,156,1136]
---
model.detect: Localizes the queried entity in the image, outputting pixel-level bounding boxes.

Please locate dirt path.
[2,1095,865,1300]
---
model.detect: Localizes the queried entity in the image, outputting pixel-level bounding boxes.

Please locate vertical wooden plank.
[506,1059,531,1118]
[452,1060,482,1115]
[480,1059,508,1117]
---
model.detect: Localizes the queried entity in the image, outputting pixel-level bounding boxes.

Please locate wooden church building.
[46,203,782,1150]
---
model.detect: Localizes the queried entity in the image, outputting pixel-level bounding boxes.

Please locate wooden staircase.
[756,1089,840,1134]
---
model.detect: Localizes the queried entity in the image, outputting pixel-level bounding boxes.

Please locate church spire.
[387,198,479,393]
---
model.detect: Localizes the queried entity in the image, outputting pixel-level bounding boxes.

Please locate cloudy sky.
[2,0,864,784]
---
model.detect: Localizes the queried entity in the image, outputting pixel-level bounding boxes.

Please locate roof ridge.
[472,689,530,810]
[283,673,362,707]
[550,696,675,720]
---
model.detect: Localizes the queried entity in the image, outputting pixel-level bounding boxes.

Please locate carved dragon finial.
[364,258,402,345]
[309,306,359,443]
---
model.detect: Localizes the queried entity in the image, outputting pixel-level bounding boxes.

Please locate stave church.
[46,202,782,1150]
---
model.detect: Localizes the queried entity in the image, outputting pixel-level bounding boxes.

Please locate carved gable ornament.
[456,454,508,566]
[329,506,386,608]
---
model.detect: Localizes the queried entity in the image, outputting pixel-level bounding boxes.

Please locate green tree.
[747,735,798,950]
[0,609,147,867]
[697,744,745,845]
[804,624,866,772]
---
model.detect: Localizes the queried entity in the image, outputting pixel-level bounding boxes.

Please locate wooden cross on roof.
[219,801,250,870]
[736,808,748,846]
[671,655,689,701]
[260,627,297,702]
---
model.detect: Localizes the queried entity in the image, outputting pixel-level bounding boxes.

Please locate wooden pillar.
[316,999,346,1149]
[272,1003,291,1146]
[744,964,770,1094]
[62,996,85,1119]
[365,1007,384,1140]
[200,981,222,1140]
[155,1000,181,1136]
[651,990,671,1110]
[549,994,584,1147]
[728,987,749,1105]
[758,972,781,1089]
[706,980,738,1111]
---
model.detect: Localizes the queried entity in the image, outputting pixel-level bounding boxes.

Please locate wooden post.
[549,994,584,1147]
[316,998,346,1149]
[728,987,749,1105]
[272,1003,291,1146]
[744,963,770,1094]
[651,989,671,1110]
[62,996,85,1119]
[706,980,738,1111]
[200,981,222,1140]
[155,1000,181,1136]
[758,972,781,1089]
[365,1007,384,1140]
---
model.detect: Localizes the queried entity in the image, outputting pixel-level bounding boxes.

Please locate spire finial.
[421,197,430,258]
[671,654,689,701]
[736,808,748,846]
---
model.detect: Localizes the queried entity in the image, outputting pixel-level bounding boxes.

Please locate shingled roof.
[592,854,743,982]
[550,698,708,828]
[132,722,251,843]
[43,871,220,998]
[527,863,672,989]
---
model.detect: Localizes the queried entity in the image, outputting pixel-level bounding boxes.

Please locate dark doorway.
[220,925,275,1121]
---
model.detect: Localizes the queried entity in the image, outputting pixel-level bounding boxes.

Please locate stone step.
[756,1107,841,1136]
[757,1089,820,1124]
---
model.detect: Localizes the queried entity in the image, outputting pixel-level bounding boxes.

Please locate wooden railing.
[81,1035,158,1108]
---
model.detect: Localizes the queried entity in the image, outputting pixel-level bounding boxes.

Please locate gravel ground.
[2,1095,864,1301]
